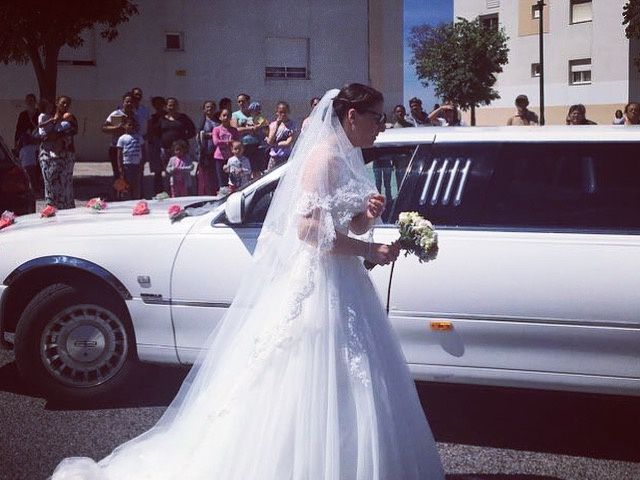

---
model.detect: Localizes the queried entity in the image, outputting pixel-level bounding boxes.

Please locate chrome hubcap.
[40,304,128,388]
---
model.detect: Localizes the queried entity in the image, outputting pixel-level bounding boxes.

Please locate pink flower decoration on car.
[86,197,107,212]
[132,201,150,216]
[0,210,16,230]
[40,205,57,218]
[168,204,187,223]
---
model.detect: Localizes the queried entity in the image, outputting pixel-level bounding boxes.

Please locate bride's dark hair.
[333,83,384,121]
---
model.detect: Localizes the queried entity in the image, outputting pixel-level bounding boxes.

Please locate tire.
[14,283,137,402]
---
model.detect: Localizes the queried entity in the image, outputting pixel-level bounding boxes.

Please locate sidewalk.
[36,162,155,209]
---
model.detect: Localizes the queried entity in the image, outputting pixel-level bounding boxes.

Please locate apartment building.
[454,0,640,125]
[0,0,402,161]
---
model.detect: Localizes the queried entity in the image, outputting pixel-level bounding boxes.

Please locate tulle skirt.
[52,252,444,479]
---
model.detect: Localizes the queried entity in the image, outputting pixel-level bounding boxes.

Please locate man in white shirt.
[102,92,136,181]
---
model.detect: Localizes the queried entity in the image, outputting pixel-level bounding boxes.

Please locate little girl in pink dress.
[165,139,195,197]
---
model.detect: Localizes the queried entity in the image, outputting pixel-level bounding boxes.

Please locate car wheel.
[14,283,136,401]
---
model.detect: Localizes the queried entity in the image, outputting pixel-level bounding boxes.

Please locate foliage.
[409,17,509,125]
[0,0,139,101]
[623,0,640,71]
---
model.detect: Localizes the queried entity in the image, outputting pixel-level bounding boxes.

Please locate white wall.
[453,0,633,113]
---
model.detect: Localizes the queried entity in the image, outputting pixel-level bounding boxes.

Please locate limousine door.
[386,141,640,394]
[170,180,279,363]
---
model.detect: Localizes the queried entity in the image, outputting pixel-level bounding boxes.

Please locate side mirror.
[224,191,244,224]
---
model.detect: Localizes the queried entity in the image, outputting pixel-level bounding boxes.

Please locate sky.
[404,0,453,109]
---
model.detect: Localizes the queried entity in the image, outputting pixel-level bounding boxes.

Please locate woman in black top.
[159,98,196,152]
[157,98,195,194]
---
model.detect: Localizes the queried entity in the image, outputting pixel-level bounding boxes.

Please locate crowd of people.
[98,89,305,201]
[12,88,640,210]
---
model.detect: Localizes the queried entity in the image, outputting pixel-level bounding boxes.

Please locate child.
[224,141,252,191]
[116,117,143,199]
[166,139,195,197]
[38,105,74,155]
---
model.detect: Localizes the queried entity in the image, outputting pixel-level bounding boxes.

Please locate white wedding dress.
[51,90,444,480]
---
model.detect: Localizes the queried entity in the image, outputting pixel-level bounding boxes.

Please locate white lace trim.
[346,306,370,387]
[209,252,318,419]
[297,179,375,237]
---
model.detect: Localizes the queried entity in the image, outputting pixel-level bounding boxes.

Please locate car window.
[392,143,497,226]
[244,179,280,225]
[483,142,640,232]
[362,145,418,223]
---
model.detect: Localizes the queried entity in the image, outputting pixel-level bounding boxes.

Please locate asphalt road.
[1,349,639,480]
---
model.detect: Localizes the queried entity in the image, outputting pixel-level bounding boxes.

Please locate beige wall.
[369,0,404,108]
[0,0,404,162]
[463,102,627,126]
[518,0,550,37]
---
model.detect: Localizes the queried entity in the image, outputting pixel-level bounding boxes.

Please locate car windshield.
[184,162,288,213]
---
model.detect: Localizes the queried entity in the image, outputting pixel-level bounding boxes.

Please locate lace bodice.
[297,177,375,235]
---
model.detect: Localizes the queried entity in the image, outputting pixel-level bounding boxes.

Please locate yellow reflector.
[430,321,453,331]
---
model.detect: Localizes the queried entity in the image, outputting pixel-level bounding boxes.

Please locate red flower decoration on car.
[168,204,187,223]
[132,201,150,216]
[40,205,57,218]
[0,210,16,230]
[86,197,107,212]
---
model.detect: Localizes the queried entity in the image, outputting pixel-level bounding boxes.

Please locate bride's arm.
[349,194,386,235]
[298,212,399,264]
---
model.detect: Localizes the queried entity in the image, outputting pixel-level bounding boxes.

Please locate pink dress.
[212,125,239,161]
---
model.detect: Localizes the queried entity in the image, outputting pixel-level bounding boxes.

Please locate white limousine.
[1,125,639,401]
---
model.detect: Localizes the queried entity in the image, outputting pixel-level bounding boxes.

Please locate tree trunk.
[42,43,59,103]
[470,105,476,126]
[24,40,59,102]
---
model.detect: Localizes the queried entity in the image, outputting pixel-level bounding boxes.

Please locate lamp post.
[535,0,546,125]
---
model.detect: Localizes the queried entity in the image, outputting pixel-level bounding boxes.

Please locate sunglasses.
[362,109,387,125]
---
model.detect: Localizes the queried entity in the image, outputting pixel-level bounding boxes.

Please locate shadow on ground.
[446,476,562,480]
[417,381,640,464]
[2,348,638,468]
[0,357,188,410]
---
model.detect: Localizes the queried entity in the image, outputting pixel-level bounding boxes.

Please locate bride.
[51,84,444,480]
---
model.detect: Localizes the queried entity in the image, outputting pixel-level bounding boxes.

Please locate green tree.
[409,17,509,126]
[623,0,640,71]
[0,0,139,102]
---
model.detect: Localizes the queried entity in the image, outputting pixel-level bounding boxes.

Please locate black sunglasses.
[362,109,387,125]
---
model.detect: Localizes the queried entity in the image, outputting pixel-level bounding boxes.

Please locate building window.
[570,0,592,24]
[58,29,96,66]
[531,4,541,19]
[165,32,184,51]
[480,13,499,31]
[486,0,500,8]
[569,59,592,85]
[531,63,541,77]
[265,37,309,80]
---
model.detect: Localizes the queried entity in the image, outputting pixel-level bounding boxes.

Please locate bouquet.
[365,211,438,270]
[86,197,107,212]
[0,210,16,230]
[168,204,187,223]
[132,201,150,216]
[40,205,57,218]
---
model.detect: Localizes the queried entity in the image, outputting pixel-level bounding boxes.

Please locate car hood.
[0,197,216,241]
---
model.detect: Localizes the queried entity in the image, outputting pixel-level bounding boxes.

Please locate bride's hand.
[366,242,400,266]
[365,194,385,220]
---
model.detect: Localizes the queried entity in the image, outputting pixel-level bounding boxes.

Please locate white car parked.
[1,125,639,401]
